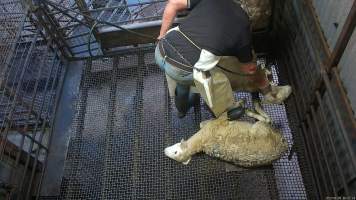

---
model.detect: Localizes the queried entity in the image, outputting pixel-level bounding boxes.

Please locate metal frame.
[275,0,356,198]
[0,1,67,199]
[27,0,166,59]
[327,1,356,70]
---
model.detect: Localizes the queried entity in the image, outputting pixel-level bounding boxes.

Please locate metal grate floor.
[52,47,306,199]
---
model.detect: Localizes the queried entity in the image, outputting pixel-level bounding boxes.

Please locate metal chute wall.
[273,0,356,198]
[0,1,67,198]
[311,0,354,50]
[339,29,356,118]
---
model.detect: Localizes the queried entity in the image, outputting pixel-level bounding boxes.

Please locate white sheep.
[164,107,288,167]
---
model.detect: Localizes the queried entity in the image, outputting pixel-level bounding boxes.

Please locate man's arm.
[235,44,257,74]
[158,0,188,40]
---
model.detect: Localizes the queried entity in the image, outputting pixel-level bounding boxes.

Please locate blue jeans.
[154,45,193,86]
[155,44,199,116]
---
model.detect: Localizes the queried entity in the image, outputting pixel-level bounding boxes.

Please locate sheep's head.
[164,139,191,165]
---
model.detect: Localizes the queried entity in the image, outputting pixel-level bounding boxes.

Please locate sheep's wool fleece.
[240,0,272,30]
[199,117,288,167]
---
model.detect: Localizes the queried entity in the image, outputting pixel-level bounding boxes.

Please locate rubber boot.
[174,84,191,118]
[174,85,200,118]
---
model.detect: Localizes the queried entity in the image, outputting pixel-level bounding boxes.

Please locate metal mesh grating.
[51,46,307,199]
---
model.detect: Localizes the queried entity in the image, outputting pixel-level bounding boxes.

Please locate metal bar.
[0,34,30,108]
[65,31,91,39]
[56,13,81,29]
[17,56,60,200]
[131,53,145,199]
[107,7,120,22]
[0,84,45,124]
[100,57,118,199]
[34,57,68,200]
[63,59,91,198]
[331,68,356,133]
[0,10,26,85]
[322,72,356,169]
[0,32,39,159]
[289,101,319,199]
[328,1,356,69]
[85,0,165,13]
[12,129,48,150]
[72,47,99,55]
[305,114,330,196]
[70,45,154,61]
[309,105,337,196]
[315,91,350,195]
[300,122,322,198]
[0,46,42,127]
[14,49,49,168]
[0,136,42,171]
[95,0,115,21]
[45,3,87,27]
[0,1,21,6]
[33,6,73,57]
[74,0,99,35]
[68,40,97,49]
[25,57,63,200]
[57,22,81,30]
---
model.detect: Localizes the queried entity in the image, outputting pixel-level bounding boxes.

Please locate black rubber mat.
[54,47,306,199]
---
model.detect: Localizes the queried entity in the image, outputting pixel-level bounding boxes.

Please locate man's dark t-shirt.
[162,0,253,70]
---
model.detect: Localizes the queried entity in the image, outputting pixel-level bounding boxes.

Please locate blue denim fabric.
[154,44,194,86]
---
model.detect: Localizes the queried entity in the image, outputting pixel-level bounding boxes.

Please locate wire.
[41,0,158,56]
[88,21,98,57]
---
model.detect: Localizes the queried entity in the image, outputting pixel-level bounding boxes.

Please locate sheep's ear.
[182,157,191,165]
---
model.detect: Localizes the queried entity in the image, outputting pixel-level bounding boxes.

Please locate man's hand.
[159,0,188,39]
[157,35,164,40]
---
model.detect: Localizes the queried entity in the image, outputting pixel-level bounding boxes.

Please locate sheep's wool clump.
[240,0,272,30]
[199,116,288,167]
[163,114,289,167]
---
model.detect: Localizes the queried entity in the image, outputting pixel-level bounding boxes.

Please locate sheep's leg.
[249,121,271,135]
[253,101,271,123]
[246,109,267,122]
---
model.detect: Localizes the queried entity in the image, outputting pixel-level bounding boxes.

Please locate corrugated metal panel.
[339,29,356,117]
[311,0,353,50]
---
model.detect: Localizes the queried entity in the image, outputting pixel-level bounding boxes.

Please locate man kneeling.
[155,0,291,118]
